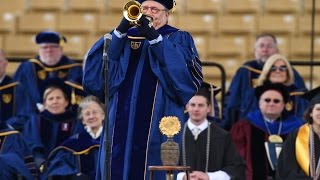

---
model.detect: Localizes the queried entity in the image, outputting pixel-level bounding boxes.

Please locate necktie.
[192,127,201,140]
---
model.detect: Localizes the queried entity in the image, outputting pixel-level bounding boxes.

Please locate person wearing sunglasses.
[83,0,202,180]
[239,54,309,122]
[230,83,304,180]
[223,34,306,130]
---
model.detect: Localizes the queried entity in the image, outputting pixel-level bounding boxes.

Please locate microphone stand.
[103,33,112,180]
[309,0,316,89]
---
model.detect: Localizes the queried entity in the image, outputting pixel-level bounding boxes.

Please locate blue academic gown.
[239,84,309,120]
[223,60,306,130]
[43,130,100,180]
[23,110,83,167]
[0,123,38,179]
[13,56,83,107]
[83,25,203,180]
[0,75,34,131]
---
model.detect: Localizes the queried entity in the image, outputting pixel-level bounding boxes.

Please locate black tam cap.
[255,82,290,103]
[35,31,67,46]
[301,86,320,106]
[139,0,176,10]
[40,78,72,102]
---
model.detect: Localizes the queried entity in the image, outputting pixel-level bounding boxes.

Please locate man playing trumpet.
[83,0,203,180]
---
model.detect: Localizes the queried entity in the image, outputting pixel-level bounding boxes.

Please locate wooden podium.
[148,166,191,180]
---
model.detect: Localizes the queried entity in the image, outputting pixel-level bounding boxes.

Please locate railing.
[7,57,320,113]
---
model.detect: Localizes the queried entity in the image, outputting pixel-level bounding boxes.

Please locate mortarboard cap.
[139,0,176,11]
[35,31,67,46]
[196,81,221,117]
[255,82,290,103]
[301,86,320,106]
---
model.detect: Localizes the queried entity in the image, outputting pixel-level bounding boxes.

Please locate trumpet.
[123,0,143,24]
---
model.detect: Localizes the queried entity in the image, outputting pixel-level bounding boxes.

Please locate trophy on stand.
[148,116,191,180]
[159,116,181,166]
[159,116,181,180]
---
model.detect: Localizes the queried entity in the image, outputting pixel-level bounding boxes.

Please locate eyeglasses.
[262,98,282,104]
[40,45,60,49]
[142,6,167,14]
[270,66,288,72]
[256,44,277,49]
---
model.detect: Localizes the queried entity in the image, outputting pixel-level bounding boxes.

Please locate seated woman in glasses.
[42,95,104,180]
[230,83,304,180]
[239,53,308,120]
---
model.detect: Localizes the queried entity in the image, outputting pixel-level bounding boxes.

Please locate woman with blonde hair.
[257,54,294,86]
[239,53,308,120]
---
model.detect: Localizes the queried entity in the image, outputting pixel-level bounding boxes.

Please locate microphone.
[103,33,112,58]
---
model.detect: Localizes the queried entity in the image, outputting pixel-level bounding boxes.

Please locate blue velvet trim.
[128,48,157,179]
[61,130,100,152]
[246,110,303,135]
[111,40,143,179]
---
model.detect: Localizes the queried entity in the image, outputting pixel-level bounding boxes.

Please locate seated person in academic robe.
[13,31,83,112]
[43,95,104,180]
[177,83,246,180]
[223,33,306,130]
[184,81,223,126]
[23,78,83,170]
[0,49,34,131]
[277,86,320,180]
[0,121,38,179]
[230,83,304,180]
[239,54,308,121]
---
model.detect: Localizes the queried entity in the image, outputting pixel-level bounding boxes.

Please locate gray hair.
[77,95,105,120]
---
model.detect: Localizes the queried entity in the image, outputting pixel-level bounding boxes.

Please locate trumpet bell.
[123,1,143,22]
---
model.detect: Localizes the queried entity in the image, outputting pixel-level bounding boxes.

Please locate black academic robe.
[183,123,245,179]
[23,110,83,164]
[277,124,319,180]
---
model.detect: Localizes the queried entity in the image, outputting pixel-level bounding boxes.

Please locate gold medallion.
[159,116,181,138]
[285,101,293,111]
[268,135,283,143]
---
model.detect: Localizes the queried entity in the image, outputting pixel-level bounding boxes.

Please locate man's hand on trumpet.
[138,15,159,41]
[116,17,132,34]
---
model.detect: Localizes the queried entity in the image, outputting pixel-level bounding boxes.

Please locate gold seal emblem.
[130,41,141,50]
[2,94,12,104]
[159,116,181,138]
[37,70,46,80]
[285,101,293,111]
[268,135,283,143]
